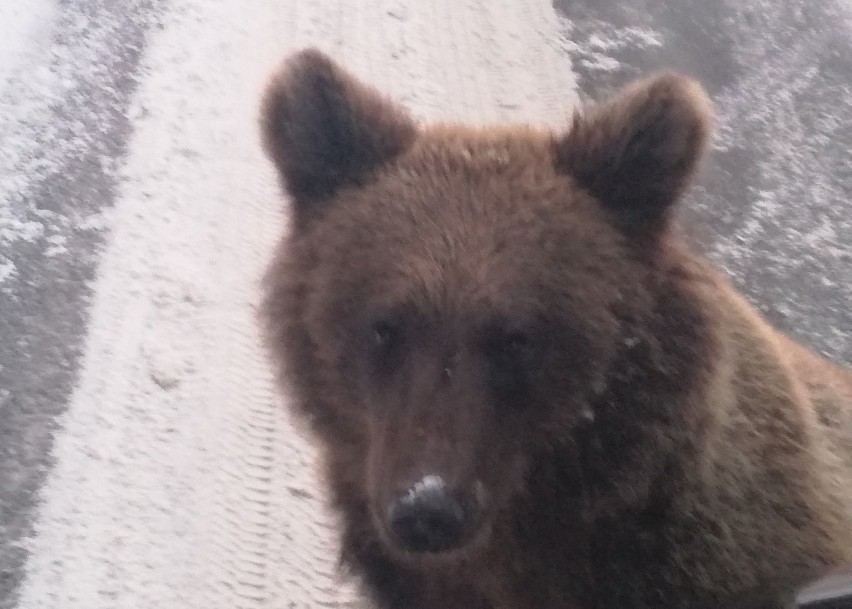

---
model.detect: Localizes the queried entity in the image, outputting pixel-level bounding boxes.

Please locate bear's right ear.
[555,73,713,236]
[260,48,417,209]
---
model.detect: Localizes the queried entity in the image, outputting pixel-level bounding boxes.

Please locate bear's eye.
[372,321,396,349]
[484,329,535,371]
[367,319,402,375]
[483,327,536,409]
[504,332,529,356]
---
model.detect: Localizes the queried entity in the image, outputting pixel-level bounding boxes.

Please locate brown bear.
[258,48,852,609]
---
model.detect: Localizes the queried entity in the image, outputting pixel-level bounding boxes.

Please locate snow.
[558,21,662,80]
[402,475,448,504]
[0,1,56,89]
[0,0,149,287]
[0,0,57,285]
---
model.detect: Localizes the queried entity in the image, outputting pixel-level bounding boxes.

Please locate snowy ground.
[0,0,849,608]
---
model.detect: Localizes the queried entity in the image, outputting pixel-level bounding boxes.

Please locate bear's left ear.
[555,72,713,234]
[260,48,417,210]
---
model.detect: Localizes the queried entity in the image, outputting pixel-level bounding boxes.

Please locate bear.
[258,48,852,609]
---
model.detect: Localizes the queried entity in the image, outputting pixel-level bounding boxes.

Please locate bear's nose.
[387,476,477,554]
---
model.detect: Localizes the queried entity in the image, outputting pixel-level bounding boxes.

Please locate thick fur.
[259,48,852,609]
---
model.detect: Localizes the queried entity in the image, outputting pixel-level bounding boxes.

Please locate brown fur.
[259,48,852,609]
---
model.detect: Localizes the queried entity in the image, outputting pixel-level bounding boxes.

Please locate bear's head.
[260,49,717,563]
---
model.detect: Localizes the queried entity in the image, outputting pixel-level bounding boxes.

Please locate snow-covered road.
[0,0,849,608]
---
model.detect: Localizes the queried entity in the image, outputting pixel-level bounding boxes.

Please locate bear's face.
[260,50,713,560]
[301,132,643,555]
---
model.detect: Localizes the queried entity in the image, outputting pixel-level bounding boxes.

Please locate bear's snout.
[386,475,486,554]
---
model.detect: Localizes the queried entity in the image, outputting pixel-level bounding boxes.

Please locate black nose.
[388,480,474,553]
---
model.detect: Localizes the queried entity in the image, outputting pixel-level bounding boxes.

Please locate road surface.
[0,0,849,608]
